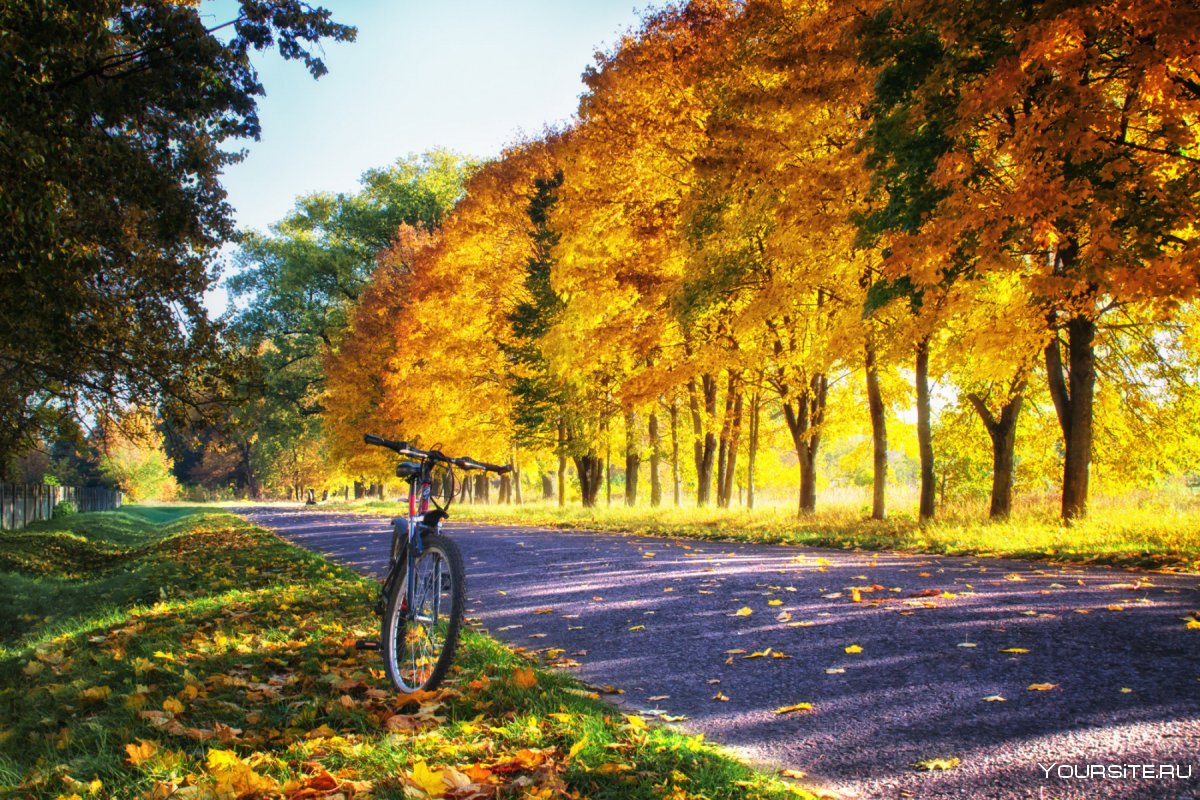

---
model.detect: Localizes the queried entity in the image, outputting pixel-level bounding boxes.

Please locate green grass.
[0,508,817,799]
[348,494,1200,572]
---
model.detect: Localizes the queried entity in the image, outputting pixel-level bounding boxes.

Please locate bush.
[53,500,76,517]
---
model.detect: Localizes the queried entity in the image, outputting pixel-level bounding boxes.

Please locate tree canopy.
[0,0,354,476]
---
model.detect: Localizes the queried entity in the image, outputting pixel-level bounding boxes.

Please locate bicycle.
[359,433,511,692]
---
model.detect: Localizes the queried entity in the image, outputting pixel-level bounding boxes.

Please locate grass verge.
[0,508,817,800]
[347,499,1200,572]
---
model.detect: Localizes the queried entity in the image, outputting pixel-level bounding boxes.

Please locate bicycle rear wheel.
[381,531,465,692]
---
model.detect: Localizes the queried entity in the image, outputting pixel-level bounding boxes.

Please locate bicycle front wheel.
[381,531,466,692]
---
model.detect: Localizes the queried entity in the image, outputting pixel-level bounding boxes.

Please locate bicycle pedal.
[355,639,380,651]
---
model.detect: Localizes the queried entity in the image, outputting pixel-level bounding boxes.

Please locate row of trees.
[238,0,1200,523]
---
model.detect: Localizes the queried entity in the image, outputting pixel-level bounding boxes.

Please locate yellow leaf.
[628,625,645,631]
[780,768,807,779]
[999,648,1030,654]
[409,761,445,797]
[743,648,772,659]
[568,734,590,761]
[913,757,960,771]
[773,703,814,714]
[162,697,184,714]
[625,714,647,731]
[733,607,752,617]
[844,645,863,654]
[80,686,111,702]
[712,692,729,701]
[982,695,1006,702]
[768,599,783,606]
[125,739,158,765]
[1027,683,1059,691]
[1185,620,1200,630]
[512,669,537,689]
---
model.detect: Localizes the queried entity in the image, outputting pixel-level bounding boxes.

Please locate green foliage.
[0,1,355,471]
[224,152,475,494]
[98,415,179,502]
[505,171,572,450]
[51,501,75,517]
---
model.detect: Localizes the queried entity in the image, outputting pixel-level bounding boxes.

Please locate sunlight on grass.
[0,509,817,799]
[350,490,1200,571]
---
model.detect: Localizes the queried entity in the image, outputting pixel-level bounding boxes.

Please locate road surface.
[238,507,1200,800]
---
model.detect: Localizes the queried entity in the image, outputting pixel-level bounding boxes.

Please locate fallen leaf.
[844,645,863,654]
[125,739,158,765]
[712,692,729,701]
[408,761,445,797]
[825,668,845,674]
[512,669,538,689]
[780,768,807,779]
[733,607,753,617]
[999,648,1030,654]
[914,757,961,771]
[982,695,1006,702]
[1027,683,1059,691]
[773,703,814,714]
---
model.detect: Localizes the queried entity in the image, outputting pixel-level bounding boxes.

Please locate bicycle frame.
[380,469,436,617]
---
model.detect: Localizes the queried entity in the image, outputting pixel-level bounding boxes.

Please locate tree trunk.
[575,454,603,507]
[747,390,761,511]
[542,473,555,500]
[780,373,827,516]
[915,336,936,522]
[967,382,1026,519]
[498,473,512,503]
[512,447,522,504]
[670,400,681,506]
[865,338,887,521]
[689,375,719,505]
[624,410,640,506]
[1046,313,1095,522]
[605,429,612,507]
[557,418,567,508]
[648,410,662,507]
[716,381,734,509]
[720,384,744,507]
[474,473,489,504]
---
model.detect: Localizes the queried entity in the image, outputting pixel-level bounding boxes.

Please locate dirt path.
[239,507,1200,800]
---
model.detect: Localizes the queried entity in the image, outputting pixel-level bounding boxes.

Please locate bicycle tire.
[381,531,466,692]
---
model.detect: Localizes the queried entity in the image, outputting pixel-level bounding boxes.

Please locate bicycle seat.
[395,461,421,479]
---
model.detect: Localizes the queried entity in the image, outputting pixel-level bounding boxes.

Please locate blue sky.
[204,1,648,313]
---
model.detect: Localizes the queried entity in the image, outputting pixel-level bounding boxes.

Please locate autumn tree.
[857,0,1200,521]
[550,0,740,507]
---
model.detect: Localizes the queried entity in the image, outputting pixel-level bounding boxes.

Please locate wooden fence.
[0,483,123,531]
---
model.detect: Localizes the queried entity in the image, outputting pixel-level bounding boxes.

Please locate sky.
[203,0,649,314]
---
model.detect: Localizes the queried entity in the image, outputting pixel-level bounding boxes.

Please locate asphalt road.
[238,507,1200,800]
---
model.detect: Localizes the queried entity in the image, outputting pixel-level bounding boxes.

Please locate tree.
[0,1,354,474]
[99,411,179,502]
[857,0,1200,520]
[230,152,474,492]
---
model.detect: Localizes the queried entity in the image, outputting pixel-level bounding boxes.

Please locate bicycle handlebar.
[363,433,512,474]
